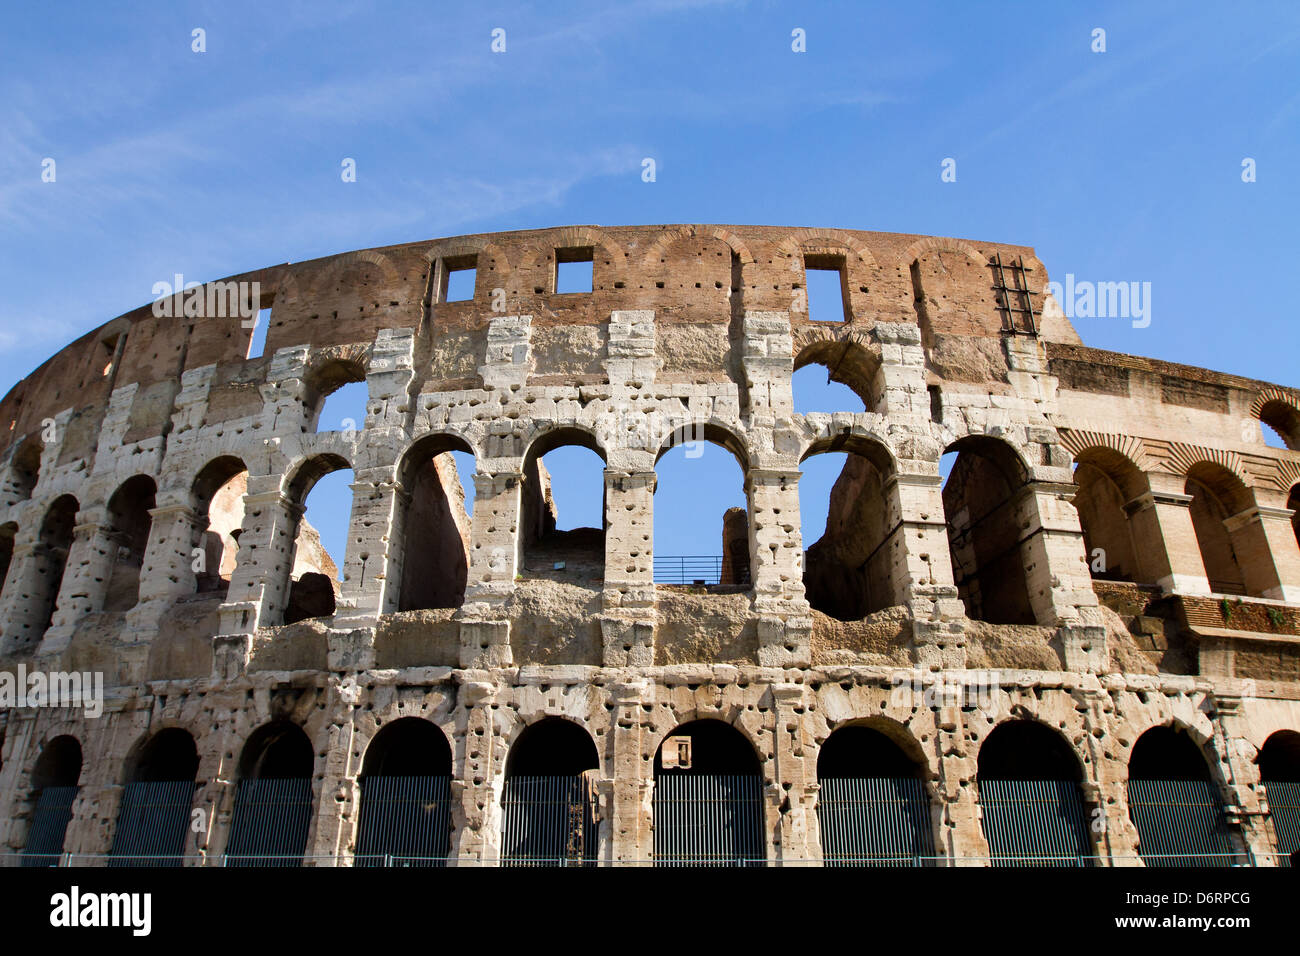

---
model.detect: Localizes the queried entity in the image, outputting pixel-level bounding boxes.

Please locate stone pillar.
[1224,502,1300,602]
[0,540,58,655]
[336,467,405,628]
[874,322,927,416]
[1212,696,1276,865]
[136,499,205,605]
[1124,477,1211,594]
[38,509,116,658]
[452,679,502,865]
[771,683,820,865]
[1015,481,1099,627]
[305,700,357,867]
[748,467,811,667]
[601,469,656,667]
[462,472,522,602]
[608,679,654,863]
[935,710,989,865]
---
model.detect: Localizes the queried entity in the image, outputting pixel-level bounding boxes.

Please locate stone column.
[1124,476,1211,594]
[608,679,654,864]
[452,678,502,865]
[748,467,811,667]
[38,508,117,658]
[305,700,358,867]
[936,710,989,866]
[1223,502,1300,602]
[136,499,205,605]
[0,540,58,656]
[601,470,656,667]
[336,467,405,628]
[1015,481,1098,625]
[1212,696,1276,865]
[771,683,820,865]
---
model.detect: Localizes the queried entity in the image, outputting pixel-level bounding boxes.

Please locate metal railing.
[109,780,198,867]
[21,785,78,868]
[979,779,1093,867]
[355,775,452,868]
[653,774,765,866]
[1264,780,1299,867]
[225,778,314,868]
[1127,778,1239,867]
[500,775,598,867]
[818,777,936,867]
[653,555,725,585]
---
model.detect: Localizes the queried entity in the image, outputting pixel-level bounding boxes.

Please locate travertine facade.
[1,223,1298,865]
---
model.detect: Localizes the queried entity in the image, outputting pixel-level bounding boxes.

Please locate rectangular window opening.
[804,256,847,322]
[555,247,594,294]
[438,255,478,303]
[247,308,270,359]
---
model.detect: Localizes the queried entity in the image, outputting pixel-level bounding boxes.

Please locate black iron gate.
[653,774,764,866]
[21,786,78,867]
[1127,779,1242,866]
[818,777,934,866]
[500,774,598,866]
[1265,780,1300,867]
[225,777,314,867]
[354,775,452,866]
[109,780,197,866]
[979,779,1093,866]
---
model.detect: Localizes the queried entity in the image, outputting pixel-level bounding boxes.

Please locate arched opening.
[355,718,453,866]
[1258,730,1300,866]
[977,720,1092,866]
[1258,399,1300,451]
[1288,485,1299,553]
[192,456,248,594]
[283,454,352,625]
[0,521,16,599]
[109,728,199,866]
[653,427,750,588]
[22,735,82,866]
[942,437,1035,624]
[792,342,876,414]
[501,717,600,866]
[520,429,606,583]
[1185,464,1254,596]
[226,722,314,866]
[1070,449,1148,584]
[1127,725,1238,866]
[306,360,367,434]
[799,437,897,621]
[816,723,933,866]
[28,495,79,646]
[653,719,764,866]
[396,435,474,611]
[103,474,156,612]
[6,437,41,501]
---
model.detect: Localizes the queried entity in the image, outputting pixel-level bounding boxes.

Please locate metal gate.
[653,774,764,866]
[225,777,314,867]
[501,775,598,866]
[979,779,1092,866]
[21,786,78,867]
[354,775,452,866]
[818,777,934,866]
[109,780,197,866]
[1265,780,1300,867]
[1127,778,1241,866]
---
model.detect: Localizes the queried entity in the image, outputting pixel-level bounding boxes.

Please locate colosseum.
[1,223,1298,867]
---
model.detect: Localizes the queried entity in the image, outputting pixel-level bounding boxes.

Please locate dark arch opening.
[227,721,314,867]
[502,717,600,866]
[942,437,1036,625]
[283,453,352,625]
[192,456,248,595]
[1288,485,1299,553]
[22,735,82,867]
[1258,730,1300,865]
[397,435,474,611]
[1071,449,1148,585]
[356,718,454,867]
[816,724,933,866]
[1259,730,1300,783]
[521,428,606,584]
[1185,463,1255,597]
[8,437,42,501]
[111,728,200,867]
[1259,399,1300,451]
[0,521,16,599]
[1126,725,1238,866]
[238,721,314,780]
[977,720,1091,867]
[30,495,79,643]
[104,474,157,612]
[653,429,750,589]
[129,728,199,783]
[800,437,897,620]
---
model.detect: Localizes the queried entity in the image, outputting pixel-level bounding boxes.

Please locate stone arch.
[792,332,882,412]
[1067,444,1150,585]
[21,733,83,865]
[520,426,607,583]
[976,718,1093,865]
[640,225,756,267]
[226,721,315,866]
[1250,386,1300,450]
[310,249,402,294]
[775,229,879,270]
[941,436,1036,625]
[191,455,249,593]
[103,474,157,612]
[395,432,475,611]
[110,727,200,865]
[500,716,601,866]
[302,345,370,428]
[1183,461,1255,596]
[24,494,79,647]
[279,452,353,625]
[799,433,899,620]
[5,435,41,501]
[355,717,454,866]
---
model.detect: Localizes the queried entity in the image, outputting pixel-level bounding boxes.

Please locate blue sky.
[2,1,1297,574]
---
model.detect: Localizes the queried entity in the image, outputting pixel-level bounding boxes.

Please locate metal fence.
[818,777,935,866]
[224,777,314,867]
[1263,780,1300,867]
[1127,778,1244,867]
[500,775,598,866]
[653,774,765,866]
[978,779,1093,867]
[21,786,79,868]
[653,556,724,585]
[354,775,452,867]
[108,780,198,867]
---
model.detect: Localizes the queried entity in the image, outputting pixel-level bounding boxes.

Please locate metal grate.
[225,777,314,867]
[989,253,1038,335]
[1264,780,1300,867]
[979,779,1093,866]
[818,777,935,866]
[501,775,598,866]
[354,775,452,867]
[654,555,724,585]
[653,774,765,866]
[109,780,197,866]
[21,786,79,867]
[1127,778,1242,867]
